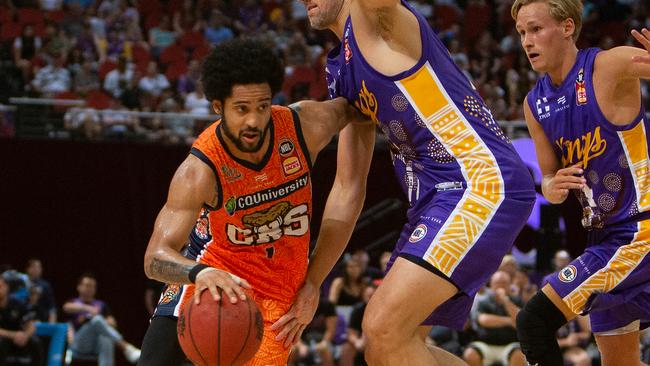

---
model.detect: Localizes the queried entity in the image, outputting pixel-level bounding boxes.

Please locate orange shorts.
[180,286,293,366]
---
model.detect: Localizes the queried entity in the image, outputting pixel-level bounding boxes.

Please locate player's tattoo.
[149,258,194,283]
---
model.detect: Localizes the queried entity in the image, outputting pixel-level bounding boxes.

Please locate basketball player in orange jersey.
[138,38,374,366]
[512,0,650,364]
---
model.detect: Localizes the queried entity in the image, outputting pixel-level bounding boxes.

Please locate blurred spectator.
[557,316,592,366]
[176,59,200,98]
[64,108,102,139]
[329,257,367,307]
[184,82,210,115]
[63,273,141,365]
[40,0,63,10]
[138,61,170,98]
[102,98,139,139]
[143,280,164,317]
[552,249,572,272]
[73,57,100,95]
[512,267,537,304]
[351,249,383,280]
[463,271,526,366]
[203,10,234,46]
[13,25,42,80]
[24,259,56,323]
[31,54,72,97]
[148,15,177,57]
[0,276,43,366]
[288,299,337,366]
[103,55,133,98]
[339,283,378,366]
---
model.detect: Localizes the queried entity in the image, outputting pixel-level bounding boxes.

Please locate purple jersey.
[326,1,534,222]
[527,48,650,229]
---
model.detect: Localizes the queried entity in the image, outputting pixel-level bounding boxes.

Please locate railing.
[3,98,649,143]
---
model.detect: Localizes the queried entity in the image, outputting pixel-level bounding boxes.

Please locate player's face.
[216,83,272,154]
[515,2,571,73]
[301,0,344,30]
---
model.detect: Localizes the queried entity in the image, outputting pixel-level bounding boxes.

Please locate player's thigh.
[138,316,187,366]
[596,331,642,366]
[363,256,458,335]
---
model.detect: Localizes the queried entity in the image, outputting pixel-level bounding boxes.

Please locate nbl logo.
[558,265,577,283]
[409,224,427,243]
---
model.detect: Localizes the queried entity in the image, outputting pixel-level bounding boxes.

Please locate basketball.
[177,288,264,366]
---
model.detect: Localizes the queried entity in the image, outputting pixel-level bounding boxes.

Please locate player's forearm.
[62,302,92,314]
[0,328,15,339]
[306,183,366,286]
[144,247,198,284]
[23,321,36,338]
[477,314,514,328]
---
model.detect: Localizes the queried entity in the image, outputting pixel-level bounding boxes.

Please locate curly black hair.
[201,38,285,102]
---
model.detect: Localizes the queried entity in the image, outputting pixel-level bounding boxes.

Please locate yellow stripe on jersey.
[563,219,650,315]
[395,62,504,276]
[618,121,650,211]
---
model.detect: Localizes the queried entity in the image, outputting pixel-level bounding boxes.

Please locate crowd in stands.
[5,246,650,365]
[0,0,648,142]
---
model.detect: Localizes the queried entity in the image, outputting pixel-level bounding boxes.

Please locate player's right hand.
[543,164,586,204]
[194,267,252,305]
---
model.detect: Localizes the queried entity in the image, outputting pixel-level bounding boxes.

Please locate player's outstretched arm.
[272,101,375,347]
[523,96,585,204]
[630,28,650,78]
[143,155,251,303]
[595,29,650,83]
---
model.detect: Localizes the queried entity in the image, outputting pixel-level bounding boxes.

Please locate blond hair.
[511,0,583,41]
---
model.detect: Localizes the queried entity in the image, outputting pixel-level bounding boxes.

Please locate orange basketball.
[177,288,264,366]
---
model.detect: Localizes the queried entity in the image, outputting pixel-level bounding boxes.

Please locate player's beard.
[308,0,345,30]
[222,116,271,153]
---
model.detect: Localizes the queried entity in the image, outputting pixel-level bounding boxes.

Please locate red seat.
[98,60,117,81]
[165,60,187,82]
[138,0,161,15]
[160,43,186,65]
[143,12,162,32]
[18,8,44,25]
[1,22,21,42]
[179,31,205,50]
[86,90,113,110]
[434,4,460,31]
[191,43,210,61]
[282,66,317,97]
[46,10,66,23]
[132,44,151,65]
[0,7,12,24]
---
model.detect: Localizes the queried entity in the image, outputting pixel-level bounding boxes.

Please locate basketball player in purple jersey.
[513,0,650,365]
[272,1,536,365]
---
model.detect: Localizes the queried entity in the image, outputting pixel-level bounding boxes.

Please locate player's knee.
[516,292,567,364]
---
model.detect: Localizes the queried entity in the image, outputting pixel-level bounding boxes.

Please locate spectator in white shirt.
[138,61,170,98]
[103,56,134,99]
[31,55,71,97]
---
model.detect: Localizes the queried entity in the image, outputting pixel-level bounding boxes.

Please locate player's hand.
[13,331,29,347]
[194,267,252,305]
[270,279,319,348]
[543,164,585,204]
[631,28,650,64]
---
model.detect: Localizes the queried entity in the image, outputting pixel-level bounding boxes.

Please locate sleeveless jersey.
[527,48,650,228]
[325,0,534,221]
[189,106,312,303]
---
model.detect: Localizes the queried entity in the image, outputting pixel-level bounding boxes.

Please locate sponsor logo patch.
[558,265,577,283]
[159,284,180,304]
[576,68,587,105]
[409,224,427,243]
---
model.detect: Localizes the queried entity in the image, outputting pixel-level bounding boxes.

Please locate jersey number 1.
[265,246,275,259]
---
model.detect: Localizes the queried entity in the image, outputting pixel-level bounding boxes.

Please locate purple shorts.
[545,219,650,333]
[386,190,534,330]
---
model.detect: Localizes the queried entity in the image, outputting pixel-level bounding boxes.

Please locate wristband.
[188,264,210,283]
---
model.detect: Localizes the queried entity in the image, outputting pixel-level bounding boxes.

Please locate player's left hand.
[270,279,319,348]
[631,28,650,64]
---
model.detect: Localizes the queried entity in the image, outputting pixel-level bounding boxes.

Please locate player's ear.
[212,100,223,115]
[562,18,575,40]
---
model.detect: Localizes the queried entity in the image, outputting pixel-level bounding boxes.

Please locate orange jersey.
[190,106,312,303]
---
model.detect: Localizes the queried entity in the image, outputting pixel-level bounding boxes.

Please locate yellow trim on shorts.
[563,219,650,314]
[395,62,504,276]
[618,122,650,211]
